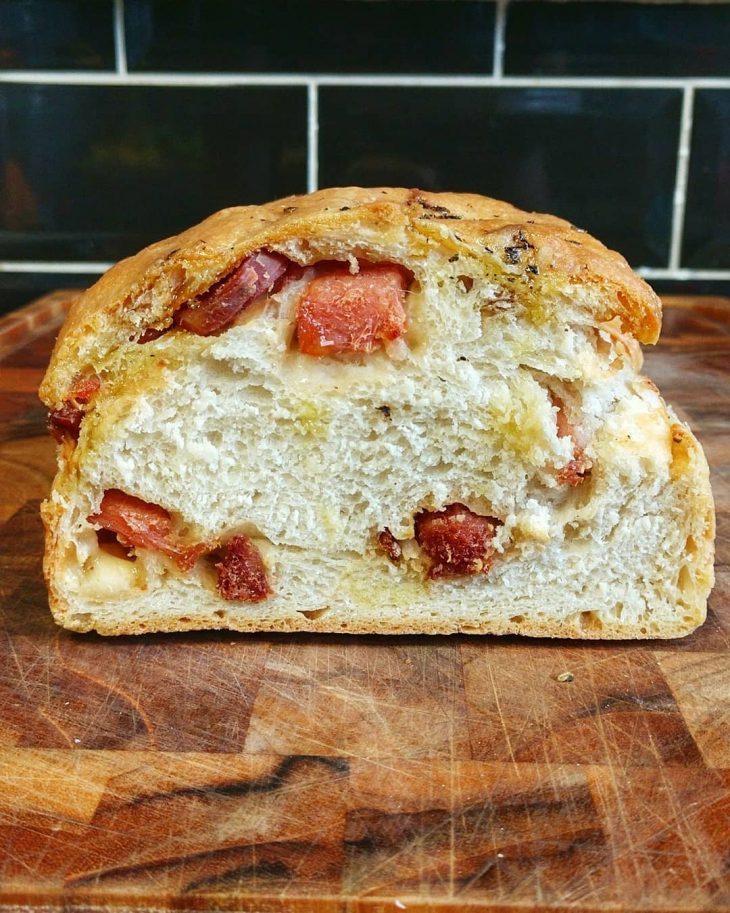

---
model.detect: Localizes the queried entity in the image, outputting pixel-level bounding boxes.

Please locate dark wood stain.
[122,755,350,807]
[0,293,728,911]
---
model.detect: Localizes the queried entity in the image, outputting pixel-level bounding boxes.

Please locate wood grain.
[0,294,728,913]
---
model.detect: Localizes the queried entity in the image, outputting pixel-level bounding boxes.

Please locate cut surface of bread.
[39,187,715,638]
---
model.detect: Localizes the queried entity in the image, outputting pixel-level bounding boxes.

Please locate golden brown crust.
[61,615,703,639]
[39,187,662,408]
[40,495,66,625]
[49,596,706,634]
[406,189,661,344]
[667,418,716,612]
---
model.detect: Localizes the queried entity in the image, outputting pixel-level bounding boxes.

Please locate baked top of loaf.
[39,188,713,639]
[40,187,661,410]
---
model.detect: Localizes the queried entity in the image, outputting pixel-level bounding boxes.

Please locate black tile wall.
[0,0,115,71]
[683,91,730,270]
[651,279,730,297]
[0,84,307,261]
[506,2,730,77]
[125,0,495,74]
[320,87,681,267]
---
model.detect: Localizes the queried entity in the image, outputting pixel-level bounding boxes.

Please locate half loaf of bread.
[39,187,715,637]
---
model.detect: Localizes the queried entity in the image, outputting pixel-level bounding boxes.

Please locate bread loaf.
[39,187,715,637]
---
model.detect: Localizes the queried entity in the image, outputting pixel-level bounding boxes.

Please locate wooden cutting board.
[0,293,728,913]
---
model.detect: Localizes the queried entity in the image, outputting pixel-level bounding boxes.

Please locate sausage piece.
[415,503,501,579]
[48,375,101,443]
[216,535,271,602]
[88,489,206,571]
[550,392,592,486]
[175,250,290,336]
[557,457,591,487]
[48,401,85,443]
[296,262,408,356]
[377,528,402,564]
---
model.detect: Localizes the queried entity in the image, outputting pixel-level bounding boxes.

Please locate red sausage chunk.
[553,396,574,441]
[551,392,592,487]
[70,375,102,404]
[88,489,205,571]
[414,503,501,579]
[216,535,271,602]
[557,457,591,487]
[48,375,101,443]
[377,528,402,564]
[175,250,290,336]
[48,402,85,442]
[296,262,408,356]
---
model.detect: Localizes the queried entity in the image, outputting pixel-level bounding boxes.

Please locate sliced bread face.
[39,188,715,638]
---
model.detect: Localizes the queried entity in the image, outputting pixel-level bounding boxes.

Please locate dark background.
[1,0,729,314]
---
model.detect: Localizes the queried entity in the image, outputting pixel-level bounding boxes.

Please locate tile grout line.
[492,0,508,79]
[638,267,730,281]
[1,71,730,90]
[668,86,695,272]
[0,262,113,274]
[307,81,319,193]
[113,0,128,76]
